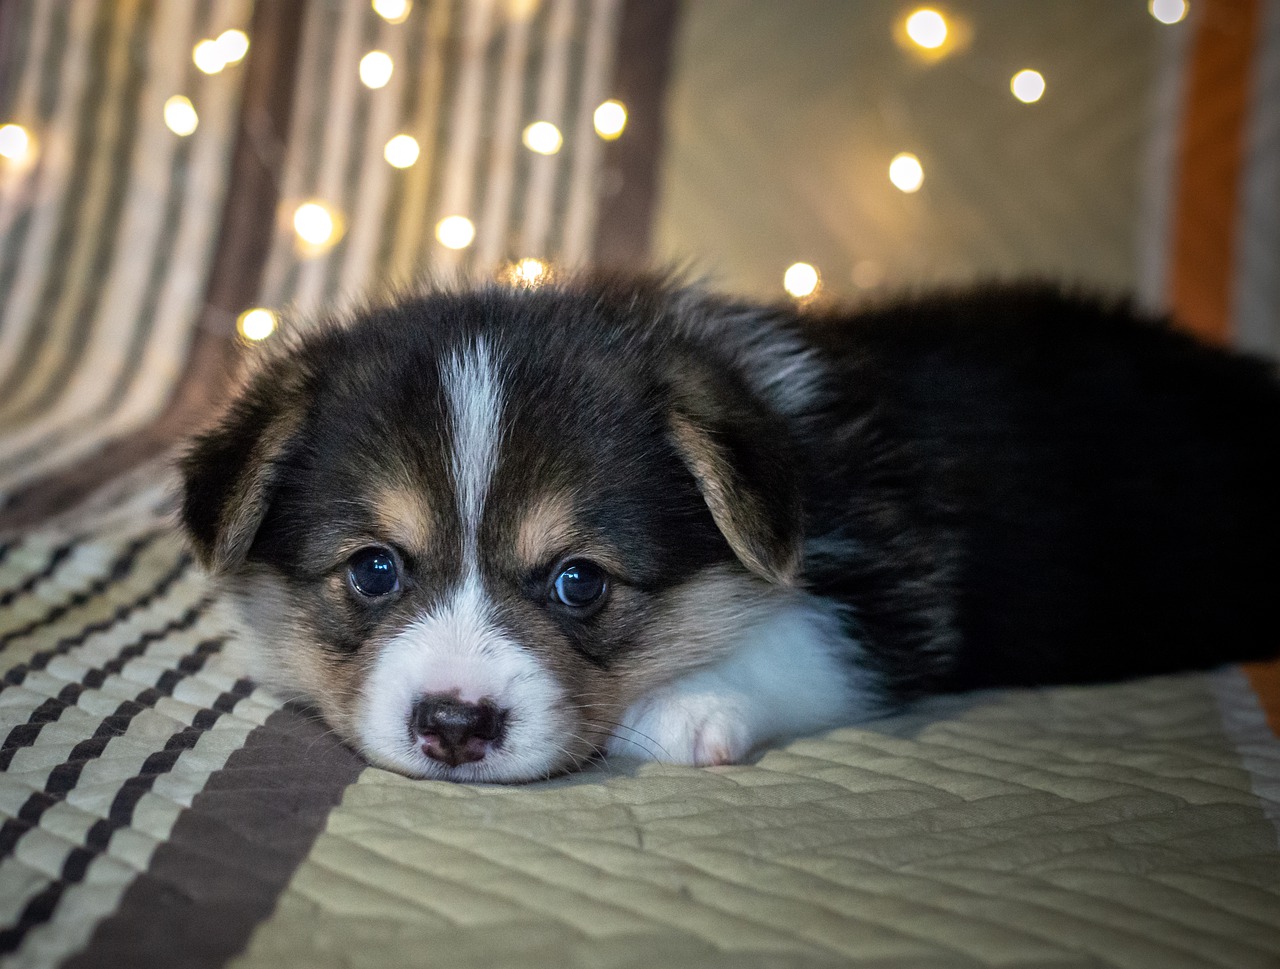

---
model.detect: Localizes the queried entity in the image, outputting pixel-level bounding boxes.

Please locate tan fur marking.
[373,485,434,554]
[516,493,578,568]
[668,412,801,586]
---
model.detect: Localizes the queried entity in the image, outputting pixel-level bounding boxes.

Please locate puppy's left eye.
[551,560,609,612]
[347,547,400,598]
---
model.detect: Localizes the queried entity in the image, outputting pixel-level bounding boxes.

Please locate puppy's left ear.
[664,356,804,586]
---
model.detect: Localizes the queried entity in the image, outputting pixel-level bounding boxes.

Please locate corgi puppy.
[179,275,1280,782]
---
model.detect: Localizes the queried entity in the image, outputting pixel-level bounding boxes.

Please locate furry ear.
[664,355,804,586]
[179,365,307,573]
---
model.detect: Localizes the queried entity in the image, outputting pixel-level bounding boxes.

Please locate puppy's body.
[181,278,1280,782]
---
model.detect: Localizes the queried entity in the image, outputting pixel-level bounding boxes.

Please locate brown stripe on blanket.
[61,707,365,969]
[592,0,682,267]
[0,0,307,532]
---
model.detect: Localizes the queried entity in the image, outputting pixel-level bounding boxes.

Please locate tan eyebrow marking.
[372,485,434,553]
[516,492,578,569]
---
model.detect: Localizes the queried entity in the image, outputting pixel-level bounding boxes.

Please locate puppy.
[179,275,1280,782]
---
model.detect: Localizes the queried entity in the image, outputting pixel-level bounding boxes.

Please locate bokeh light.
[1149,0,1189,24]
[192,40,225,74]
[373,0,412,24]
[216,29,249,64]
[593,100,627,140]
[889,152,924,193]
[1011,69,1046,103]
[522,121,563,155]
[0,123,31,160]
[384,134,420,168]
[905,9,948,49]
[293,201,339,247]
[783,263,820,299]
[436,215,476,249]
[359,51,394,89]
[237,308,277,342]
[163,96,199,136]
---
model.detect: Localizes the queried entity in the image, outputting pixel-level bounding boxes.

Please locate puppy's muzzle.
[412,695,508,767]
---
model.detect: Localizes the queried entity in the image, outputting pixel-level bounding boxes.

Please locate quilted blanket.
[1,473,1278,969]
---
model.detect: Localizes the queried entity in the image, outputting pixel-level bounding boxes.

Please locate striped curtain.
[0,0,642,521]
[0,0,251,506]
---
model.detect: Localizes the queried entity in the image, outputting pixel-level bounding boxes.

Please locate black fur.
[181,276,1280,707]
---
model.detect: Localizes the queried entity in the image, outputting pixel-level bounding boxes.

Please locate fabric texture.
[1,495,1279,968]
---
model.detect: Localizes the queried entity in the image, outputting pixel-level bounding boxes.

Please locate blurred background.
[0,0,1275,523]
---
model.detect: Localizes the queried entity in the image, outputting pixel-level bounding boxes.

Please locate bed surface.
[2,487,1277,969]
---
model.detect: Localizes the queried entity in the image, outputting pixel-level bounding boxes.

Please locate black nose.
[412,696,508,767]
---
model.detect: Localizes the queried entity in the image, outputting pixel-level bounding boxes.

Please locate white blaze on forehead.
[442,338,504,562]
[357,576,568,782]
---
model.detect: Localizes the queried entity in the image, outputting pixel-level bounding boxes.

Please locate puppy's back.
[802,286,1280,690]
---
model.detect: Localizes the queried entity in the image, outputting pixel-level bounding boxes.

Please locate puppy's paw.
[606,686,753,766]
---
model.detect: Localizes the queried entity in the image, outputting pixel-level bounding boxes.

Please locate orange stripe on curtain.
[1168,0,1261,344]
[1244,659,1280,737]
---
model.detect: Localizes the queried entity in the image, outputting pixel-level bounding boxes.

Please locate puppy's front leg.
[605,599,868,766]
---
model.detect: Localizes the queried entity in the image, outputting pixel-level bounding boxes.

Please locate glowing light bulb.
[1011,69,1045,104]
[0,123,31,160]
[436,215,475,249]
[293,201,338,246]
[783,263,819,299]
[163,96,199,136]
[359,51,394,89]
[1149,0,1189,24]
[373,0,412,24]
[216,29,249,64]
[384,134,420,168]
[522,121,563,155]
[193,39,226,74]
[905,9,948,49]
[593,100,627,140]
[512,257,546,285]
[889,152,924,193]
[237,308,277,342]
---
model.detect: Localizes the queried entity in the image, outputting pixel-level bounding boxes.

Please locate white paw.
[606,685,754,766]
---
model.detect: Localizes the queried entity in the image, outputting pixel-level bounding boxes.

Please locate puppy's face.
[181,283,802,782]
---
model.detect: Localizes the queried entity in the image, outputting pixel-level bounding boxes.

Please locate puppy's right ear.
[179,366,307,573]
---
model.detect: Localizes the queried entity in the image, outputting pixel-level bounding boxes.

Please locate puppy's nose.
[413,696,507,767]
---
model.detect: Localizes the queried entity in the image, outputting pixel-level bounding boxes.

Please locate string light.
[359,51,394,89]
[293,201,340,247]
[593,100,627,140]
[522,121,563,155]
[511,257,546,285]
[1149,0,1189,24]
[372,0,412,24]
[216,29,249,64]
[889,152,924,193]
[384,134,420,168]
[0,123,31,160]
[905,9,948,49]
[163,96,199,136]
[237,308,277,342]
[783,263,819,299]
[193,39,225,74]
[1010,69,1045,103]
[435,215,475,249]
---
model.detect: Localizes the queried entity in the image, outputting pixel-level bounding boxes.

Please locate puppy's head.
[181,280,805,782]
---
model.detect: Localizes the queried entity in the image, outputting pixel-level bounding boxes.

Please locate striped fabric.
[0,0,252,504]
[257,0,623,322]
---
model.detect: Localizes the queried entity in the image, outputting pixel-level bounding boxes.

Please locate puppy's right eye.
[347,547,400,598]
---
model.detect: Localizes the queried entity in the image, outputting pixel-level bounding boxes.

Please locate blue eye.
[348,547,400,598]
[552,560,609,611]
